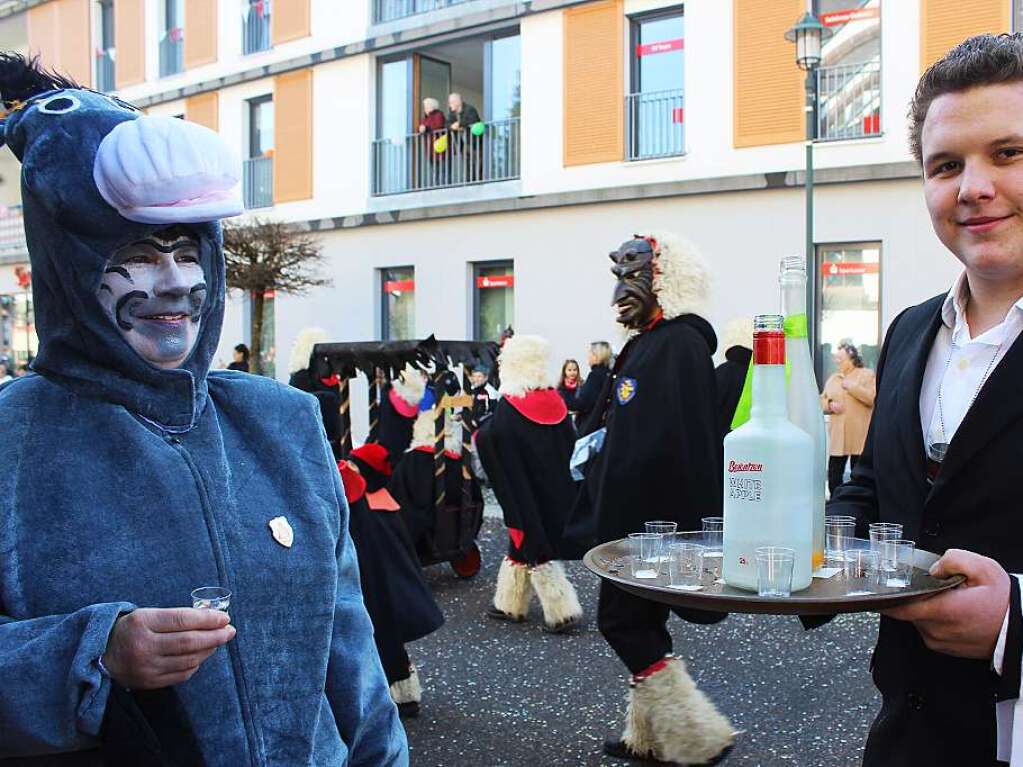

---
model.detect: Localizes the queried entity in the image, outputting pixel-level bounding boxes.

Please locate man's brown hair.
[910,33,1023,163]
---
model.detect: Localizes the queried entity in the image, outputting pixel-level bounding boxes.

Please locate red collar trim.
[388,387,418,418]
[505,389,568,425]
[413,444,434,454]
[321,373,340,388]
[367,488,400,512]
[337,461,367,504]
[644,308,665,332]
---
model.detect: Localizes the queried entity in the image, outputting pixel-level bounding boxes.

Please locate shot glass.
[629,533,662,579]
[701,517,724,579]
[668,542,706,591]
[869,523,904,570]
[191,586,231,612]
[755,547,795,598]
[645,521,678,563]
[825,516,856,564]
[844,549,882,596]
[882,540,915,588]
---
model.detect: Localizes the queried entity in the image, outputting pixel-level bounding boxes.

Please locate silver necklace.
[929,338,1002,463]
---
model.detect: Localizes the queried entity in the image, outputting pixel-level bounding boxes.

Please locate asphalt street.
[403,513,881,767]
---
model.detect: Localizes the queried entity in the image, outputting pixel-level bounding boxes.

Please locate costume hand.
[882,549,1009,659]
[102,608,236,689]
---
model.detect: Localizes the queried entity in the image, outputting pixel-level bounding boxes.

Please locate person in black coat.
[227,343,249,372]
[574,341,613,432]
[375,364,426,467]
[287,328,343,458]
[714,317,752,437]
[339,444,444,719]
[476,335,583,633]
[827,34,1023,767]
[575,233,734,765]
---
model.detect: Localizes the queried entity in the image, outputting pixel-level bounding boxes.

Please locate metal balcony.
[159,32,184,78]
[372,118,520,196]
[817,61,882,141]
[95,50,115,93]
[373,0,475,24]
[243,156,274,209]
[243,1,272,55]
[625,89,685,161]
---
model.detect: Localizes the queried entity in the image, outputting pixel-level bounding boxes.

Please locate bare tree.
[222,217,331,375]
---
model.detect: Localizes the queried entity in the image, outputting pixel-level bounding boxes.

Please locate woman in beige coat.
[821,343,876,494]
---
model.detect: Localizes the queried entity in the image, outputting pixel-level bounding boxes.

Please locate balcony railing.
[243,1,272,55]
[817,61,881,141]
[373,0,475,24]
[95,49,115,93]
[159,32,184,78]
[244,156,274,209]
[625,89,685,161]
[372,118,520,196]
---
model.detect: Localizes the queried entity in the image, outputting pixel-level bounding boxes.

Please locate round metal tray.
[583,539,965,615]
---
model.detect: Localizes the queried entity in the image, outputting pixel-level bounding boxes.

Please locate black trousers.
[828,454,859,495]
[375,633,411,686]
[597,581,726,674]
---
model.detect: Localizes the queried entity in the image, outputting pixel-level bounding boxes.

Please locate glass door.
[815,242,881,382]
[629,9,684,159]
[377,57,412,194]
[485,33,521,179]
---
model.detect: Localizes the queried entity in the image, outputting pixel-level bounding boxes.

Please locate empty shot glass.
[844,549,882,596]
[191,586,231,612]
[668,542,706,590]
[825,516,856,564]
[701,517,724,579]
[645,521,678,562]
[629,533,662,579]
[755,547,795,598]
[869,523,904,570]
[882,540,915,588]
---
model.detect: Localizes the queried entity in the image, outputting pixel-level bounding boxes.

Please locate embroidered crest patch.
[616,377,637,405]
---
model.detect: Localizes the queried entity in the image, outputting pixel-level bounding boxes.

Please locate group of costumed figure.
[283,229,749,765]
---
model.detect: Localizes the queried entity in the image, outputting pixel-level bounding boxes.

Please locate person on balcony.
[447,93,482,182]
[418,97,447,187]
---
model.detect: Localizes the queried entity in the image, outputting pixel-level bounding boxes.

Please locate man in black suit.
[828,34,1023,766]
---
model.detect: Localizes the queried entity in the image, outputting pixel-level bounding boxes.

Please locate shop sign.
[821,7,880,27]
[384,279,415,293]
[822,262,879,277]
[636,38,684,57]
[477,275,514,289]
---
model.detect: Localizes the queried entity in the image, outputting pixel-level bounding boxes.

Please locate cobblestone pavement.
[403,516,880,767]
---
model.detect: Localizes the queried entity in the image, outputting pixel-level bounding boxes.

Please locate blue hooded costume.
[0,59,407,764]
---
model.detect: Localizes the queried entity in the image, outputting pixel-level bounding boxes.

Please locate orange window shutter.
[563,0,624,166]
[185,91,219,132]
[115,0,146,87]
[733,0,805,149]
[184,0,219,69]
[26,2,60,74]
[271,0,311,46]
[273,69,313,203]
[58,0,92,88]
[920,0,1010,72]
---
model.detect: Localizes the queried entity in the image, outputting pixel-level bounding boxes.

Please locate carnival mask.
[610,237,658,330]
[97,225,207,369]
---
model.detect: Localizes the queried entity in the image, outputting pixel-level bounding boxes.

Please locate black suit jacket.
[829,293,1023,766]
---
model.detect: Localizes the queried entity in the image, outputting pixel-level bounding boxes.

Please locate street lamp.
[785,11,832,378]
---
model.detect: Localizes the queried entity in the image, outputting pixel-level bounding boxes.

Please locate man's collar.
[943,271,1023,344]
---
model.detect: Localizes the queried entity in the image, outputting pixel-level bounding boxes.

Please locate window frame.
[379,265,416,341]
[247,94,274,159]
[627,5,685,96]
[471,260,514,343]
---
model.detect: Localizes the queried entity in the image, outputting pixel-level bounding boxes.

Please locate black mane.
[0,52,80,107]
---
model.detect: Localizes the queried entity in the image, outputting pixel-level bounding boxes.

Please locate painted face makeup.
[609,238,658,330]
[97,226,207,369]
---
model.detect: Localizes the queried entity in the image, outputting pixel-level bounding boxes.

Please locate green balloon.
[470,121,486,137]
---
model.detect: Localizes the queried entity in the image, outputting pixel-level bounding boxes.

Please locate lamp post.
[785,11,831,372]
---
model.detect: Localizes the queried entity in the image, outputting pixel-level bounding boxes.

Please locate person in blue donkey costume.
[0,55,408,765]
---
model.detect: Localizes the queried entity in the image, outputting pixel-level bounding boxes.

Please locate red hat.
[350,443,393,476]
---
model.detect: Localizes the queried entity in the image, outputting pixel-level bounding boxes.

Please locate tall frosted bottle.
[723,315,814,592]
[780,256,828,571]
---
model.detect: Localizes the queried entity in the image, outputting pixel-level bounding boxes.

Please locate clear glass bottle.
[723,315,814,592]
[779,256,828,571]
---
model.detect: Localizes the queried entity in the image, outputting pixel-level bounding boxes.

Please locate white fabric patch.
[93,116,243,224]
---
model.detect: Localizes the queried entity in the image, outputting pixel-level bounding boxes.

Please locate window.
[473,262,514,342]
[95,0,116,92]
[160,0,185,77]
[381,267,415,340]
[1017,0,1023,32]
[816,0,881,140]
[815,242,881,382]
[627,8,685,160]
[244,96,274,209]
[243,0,272,55]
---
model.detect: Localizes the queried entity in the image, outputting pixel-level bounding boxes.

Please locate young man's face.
[921,82,1023,283]
[97,227,207,370]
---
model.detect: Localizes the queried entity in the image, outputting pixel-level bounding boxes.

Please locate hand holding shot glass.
[192,586,232,612]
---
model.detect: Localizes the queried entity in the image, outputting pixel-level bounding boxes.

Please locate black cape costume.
[290,369,343,459]
[374,383,418,466]
[339,456,443,684]
[715,345,751,437]
[476,390,577,564]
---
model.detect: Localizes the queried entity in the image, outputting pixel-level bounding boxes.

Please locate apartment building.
[0,0,1016,436]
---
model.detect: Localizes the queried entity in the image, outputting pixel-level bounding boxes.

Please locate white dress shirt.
[917,273,1023,765]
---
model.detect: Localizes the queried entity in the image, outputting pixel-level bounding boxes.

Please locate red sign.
[822,262,879,277]
[636,38,684,57]
[384,279,415,293]
[862,112,880,135]
[671,107,685,124]
[13,266,30,289]
[477,275,514,289]
[821,7,880,27]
